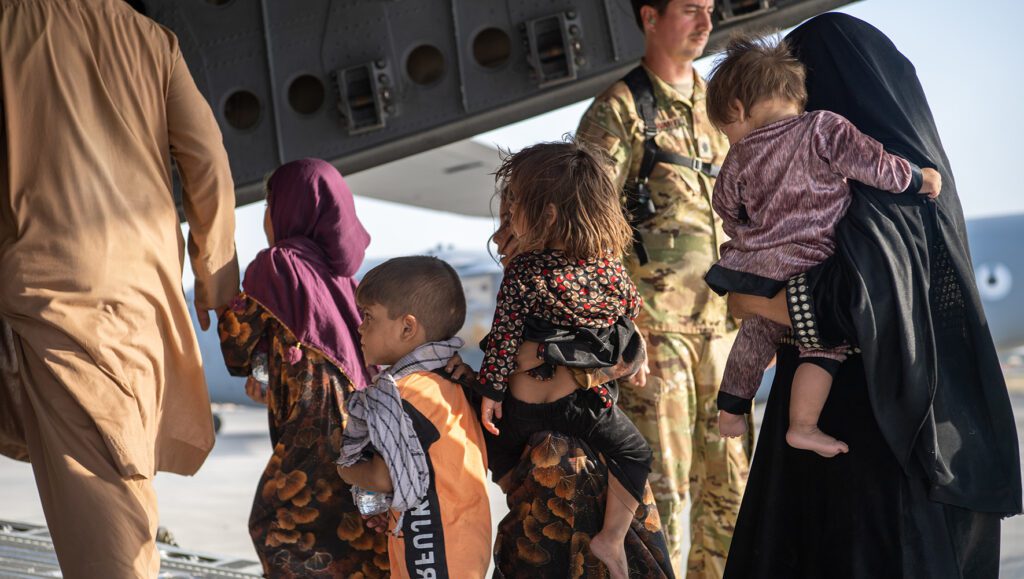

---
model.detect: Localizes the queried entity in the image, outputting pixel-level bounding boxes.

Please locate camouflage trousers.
[618,330,753,579]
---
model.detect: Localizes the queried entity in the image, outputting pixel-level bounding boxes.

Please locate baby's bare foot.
[590,529,628,579]
[786,426,849,458]
[719,411,749,438]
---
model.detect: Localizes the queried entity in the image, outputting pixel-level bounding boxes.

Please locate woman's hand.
[728,292,791,327]
[444,353,477,383]
[628,330,650,387]
[481,398,502,436]
[244,376,268,405]
[628,358,650,387]
[920,168,942,199]
[496,472,513,494]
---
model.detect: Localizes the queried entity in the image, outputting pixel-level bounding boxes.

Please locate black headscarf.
[786,13,1021,515]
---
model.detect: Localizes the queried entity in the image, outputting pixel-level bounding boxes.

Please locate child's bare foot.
[718,410,749,438]
[786,425,849,458]
[589,529,628,579]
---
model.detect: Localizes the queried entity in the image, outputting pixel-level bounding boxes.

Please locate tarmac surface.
[1,389,1023,577]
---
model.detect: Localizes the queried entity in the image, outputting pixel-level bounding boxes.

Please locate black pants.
[489,383,653,503]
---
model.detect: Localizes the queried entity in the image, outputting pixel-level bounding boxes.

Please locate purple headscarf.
[242,158,372,390]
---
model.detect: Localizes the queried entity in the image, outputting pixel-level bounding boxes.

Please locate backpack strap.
[622,66,660,185]
[622,66,722,180]
[619,66,722,265]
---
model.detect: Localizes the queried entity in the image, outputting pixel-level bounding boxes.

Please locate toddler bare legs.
[786,363,848,457]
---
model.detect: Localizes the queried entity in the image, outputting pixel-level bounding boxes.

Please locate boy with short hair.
[337,256,491,579]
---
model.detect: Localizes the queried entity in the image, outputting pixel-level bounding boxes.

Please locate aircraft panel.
[344,139,501,217]
[152,2,280,187]
[966,215,1024,351]
[136,0,856,214]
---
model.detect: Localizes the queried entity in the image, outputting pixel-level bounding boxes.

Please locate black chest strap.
[620,66,721,265]
[621,66,721,181]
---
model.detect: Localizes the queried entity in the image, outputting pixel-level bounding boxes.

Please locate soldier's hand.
[920,168,942,199]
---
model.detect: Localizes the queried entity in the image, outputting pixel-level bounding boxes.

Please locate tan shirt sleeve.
[166,44,240,310]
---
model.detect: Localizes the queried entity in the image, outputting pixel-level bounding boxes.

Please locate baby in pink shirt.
[704,36,940,457]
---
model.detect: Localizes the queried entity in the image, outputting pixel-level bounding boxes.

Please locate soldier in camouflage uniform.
[575,1,753,577]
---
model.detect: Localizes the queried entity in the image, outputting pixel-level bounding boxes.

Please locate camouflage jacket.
[577,64,733,335]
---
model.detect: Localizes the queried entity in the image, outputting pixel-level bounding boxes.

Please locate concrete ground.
[2,389,1023,576]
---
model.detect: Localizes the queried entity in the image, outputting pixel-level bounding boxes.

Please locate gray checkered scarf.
[337,338,463,533]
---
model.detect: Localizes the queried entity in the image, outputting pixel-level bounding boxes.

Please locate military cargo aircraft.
[146,0,859,407]
[5,2,1024,576]
[126,0,860,216]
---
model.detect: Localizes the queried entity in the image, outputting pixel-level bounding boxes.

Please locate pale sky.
[195,0,1024,285]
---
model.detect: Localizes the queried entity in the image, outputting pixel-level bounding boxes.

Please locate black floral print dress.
[475,250,654,509]
[475,249,642,404]
[219,294,389,578]
[493,432,673,578]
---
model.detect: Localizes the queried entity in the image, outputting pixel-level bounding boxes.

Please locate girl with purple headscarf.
[218,159,388,577]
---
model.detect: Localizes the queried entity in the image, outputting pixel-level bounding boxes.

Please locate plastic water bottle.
[251,351,270,385]
[351,486,391,516]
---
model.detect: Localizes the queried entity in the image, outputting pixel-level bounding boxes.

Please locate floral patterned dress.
[475,249,642,405]
[493,432,673,579]
[219,294,389,578]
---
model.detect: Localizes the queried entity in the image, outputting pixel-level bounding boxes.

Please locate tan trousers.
[9,336,160,578]
[618,331,753,579]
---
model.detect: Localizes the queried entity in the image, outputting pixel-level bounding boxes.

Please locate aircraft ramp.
[0,520,261,578]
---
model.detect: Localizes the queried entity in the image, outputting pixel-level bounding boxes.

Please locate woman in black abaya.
[723,13,1022,578]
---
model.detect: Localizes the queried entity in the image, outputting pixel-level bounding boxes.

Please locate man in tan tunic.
[0,1,239,576]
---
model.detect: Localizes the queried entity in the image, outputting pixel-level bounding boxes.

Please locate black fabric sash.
[522,315,643,370]
[785,13,1021,516]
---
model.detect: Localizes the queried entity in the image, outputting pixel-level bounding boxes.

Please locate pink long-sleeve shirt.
[713,110,914,282]
[714,110,917,406]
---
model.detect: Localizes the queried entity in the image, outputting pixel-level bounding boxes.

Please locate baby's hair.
[706,33,807,128]
[356,256,466,342]
[494,139,632,260]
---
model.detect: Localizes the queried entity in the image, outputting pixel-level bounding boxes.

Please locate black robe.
[725,13,1022,579]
